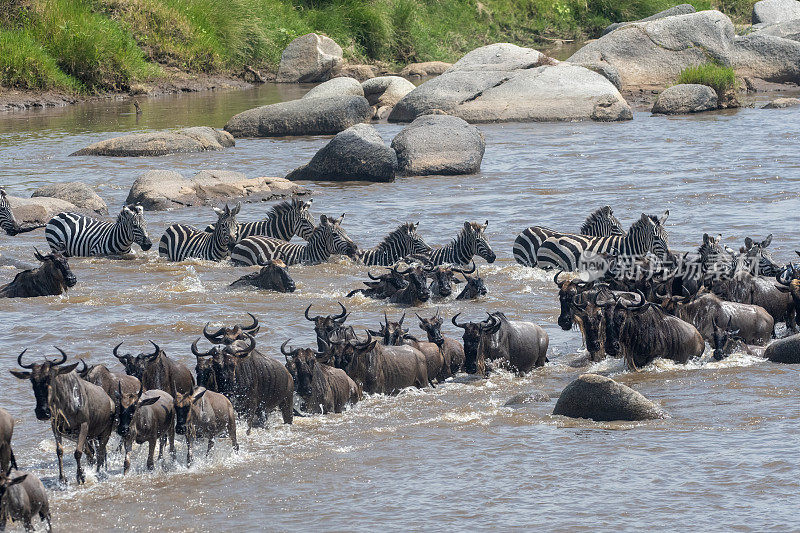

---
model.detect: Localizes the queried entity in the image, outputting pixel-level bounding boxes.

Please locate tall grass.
[676,62,737,95]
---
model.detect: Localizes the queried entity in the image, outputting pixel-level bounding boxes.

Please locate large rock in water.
[302,77,364,99]
[70,127,234,157]
[32,182,107,215]
[224,96,371,137]
[126,170,310,211]
[391,114,484,176]
[652,84,718,114]
[285,124,397,182]
[762,97,800,108]
[552,374,667,422]
[752,0,800,24]
[603,4,696,35]
[5,195,82,226]
[733,34,800,83]
[389,45,631,123]
[568,11,736,89]
[362,76,416,107]
[764,334,800,363]
[277,33,343,83]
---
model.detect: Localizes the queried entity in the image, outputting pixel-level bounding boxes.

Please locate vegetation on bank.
[0,0,759,94]
[677,62,737,96]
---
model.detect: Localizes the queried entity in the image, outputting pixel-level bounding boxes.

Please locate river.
[0,85,799,531]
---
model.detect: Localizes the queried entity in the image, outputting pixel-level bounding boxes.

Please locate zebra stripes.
[231,214,357,266]
[0,187,43,236]
[513,212,670,271]
[356,222,431,266]
[159,203,240,261]
[45,205,152,257]
[204,198,316,241]
[425,221,496,266]
[580,206,624,237]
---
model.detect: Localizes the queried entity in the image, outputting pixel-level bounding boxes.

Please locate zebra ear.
[320,214,329,225]
[744,237,754,250]
[762,234,773,248]
[703,233,711,245]
[659,210,669,225]
[463,221,471,232]
[232,202,241,216]
[640,213,650,225]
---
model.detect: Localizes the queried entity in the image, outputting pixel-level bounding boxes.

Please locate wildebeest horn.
[33,247,47,262]
[234,333,256,357]
[451,313,467,329]
[621,290,648,310]
[776,268,792,285]
[49,347,68,366]
[415,312,424,322]
[394,265,413,275]
[398,312,405,327]
[241,313,259,333]
[553,270,565,286]
[333,302,347,320]
[655,284,670,299]
[355,330,374,348]
[148,340,161,357]
[280,339,293,357]
[315,339,329,357]
[112,341,126,361]
[77,359,88,374]
[482,313,499,330]
[203,322,225,343]
[191,338,215,358]
[367,269,383,280]
[304,304,318,322]
[17,349,33,369]
[422,262,435,272]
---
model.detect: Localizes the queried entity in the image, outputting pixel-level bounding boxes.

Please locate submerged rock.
[764,333,800,363]
[762,97,800,108]
[32,182,107,215]
[652,84,718,114]
[603,4,696,35]
[126,170,309,211]
[553,374,667,422]
[391,114,484,176]
[224,96,371,137]
[277,33,343,83]
[70,126,234,157]
[285,124,397,182]
[504,390,551,406]
[302,77,364,99]
[362,76,416,107]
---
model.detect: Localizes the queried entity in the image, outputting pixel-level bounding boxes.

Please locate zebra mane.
[267,199,307,220]
[580,206,624,236]
[369,223,414,252]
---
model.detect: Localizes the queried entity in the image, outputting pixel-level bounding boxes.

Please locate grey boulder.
[391,114,484,176]
[762,97,800,108]
[652,84,718,114]
[302,77,364,99]
[286,124,397,182]
[504,390,550,406]
[224,96,371,137]
[764,333,800,363]
[446,43,552,72]
[5,195,82,226]
[733,34,800,84]
[32,182,107,215]
[752,18,800,41]
[70,126,234,157]
[362,76,416,107]
[277,33,343,83]
[126,170,309,211]
[602,4,696,35]
[553,373,667,422]
[752,0,800,25]
[399,61,452,78]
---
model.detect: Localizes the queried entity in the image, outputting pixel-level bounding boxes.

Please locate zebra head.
[294,198,316,240]
[212,203,241,250]
[634,212,670,261]
[740,234,781,276]
[648,211,670,260]
[322,213,358,259]
[698,233,734,277]
[120,205,152,251]
[466,221,495,264]
[405,222,431,255]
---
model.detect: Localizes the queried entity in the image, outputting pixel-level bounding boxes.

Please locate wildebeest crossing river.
[0,85,799,530]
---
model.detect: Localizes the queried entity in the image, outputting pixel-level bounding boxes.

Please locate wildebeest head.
[173,386,207,436]
[600,291,650,359]
[370,311,408,346]
[34,248,77,289]
[320,214,359,259]
[554,270,594,331]
[305,302,348,347]
[424,264,457,297]
[212,203,241,251]
[114,382,159,437]
[202,313,260,346]
[456,268,486,300]
[0,469,28,500]
[416,309,444,346]
[711,316,741,361]
[10,348,79,420]
[776,266,800,316]
[465,221,496,264]
[336,332,378,376]
[393,264,430,303]
[197,333,256,394]
[191,340,219,392]
[113,340,163,380]
[119,204,152,251]
[281,340,328,398]
[253,259,295,292]
[452,313,501,375]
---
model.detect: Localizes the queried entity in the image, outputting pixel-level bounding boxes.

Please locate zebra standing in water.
[45,205,152,257]
[204,198,316,241]
[231,214,358,266]
[160,203,240,261]
[356,222,432,266]
[424,221,496,266]
[513,212,670,271]
[580,206,625,237]
[0,188,44,236]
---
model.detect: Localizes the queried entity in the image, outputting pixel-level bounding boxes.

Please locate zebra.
[423,221,496,266]
[231,214,358,266]
[204,198,316,241]
[0,187,44,236]
[159,203,240,261]
[356,222,431,266]
[45,205,152,257]
[697,233,781,279]
[739,234,782,276]
[513,212,670,271]
[580,206,624,237]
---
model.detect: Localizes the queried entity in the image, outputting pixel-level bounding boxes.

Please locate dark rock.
[553,373,667,422]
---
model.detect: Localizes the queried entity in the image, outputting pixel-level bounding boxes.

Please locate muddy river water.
[0,85,799,531]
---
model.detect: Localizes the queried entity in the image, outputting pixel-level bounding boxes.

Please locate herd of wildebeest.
[1,196,800,531]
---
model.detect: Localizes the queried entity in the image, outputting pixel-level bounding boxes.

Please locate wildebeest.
[710,271,796,332]
[78,360,141,399]
[114,341,195,398]
[601,292,704,370]
[455,268,487,300]
[371,312,444,384]
[0,409,17,474]
[282,341,360,414]
[229,259,296,292]
[173,385,238,464]
[10,349,114,484]
[388,264,430,306]
[305,303,351,351]
[0,249,76,298]
[416,310,465,375]
[194,353,217,392]
[192,333,294,431]
[347,267,408,299]
[425,263,474,298]
[452,312,549,375]
[114,383,175,474]
[775,267,800,320]
[710,317,765,361]
[201,313,261,346]
[0,469,51,532]
[333,332,428,395]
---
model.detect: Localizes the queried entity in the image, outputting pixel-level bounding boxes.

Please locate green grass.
[676,62,737,96]
[0,0,761,93]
